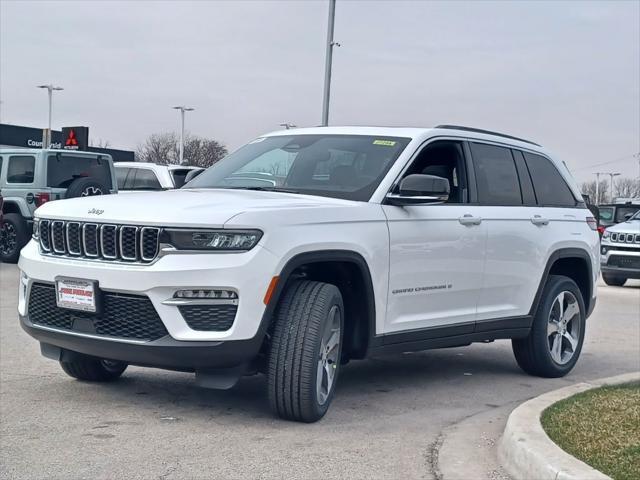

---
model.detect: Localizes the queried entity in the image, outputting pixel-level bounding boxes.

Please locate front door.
[381,140,486,336]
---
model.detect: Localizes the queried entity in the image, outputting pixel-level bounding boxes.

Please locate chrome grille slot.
[39,220,51,252]
[100,225,118,259]
[83,224,99,257]
[51,221,66,253]
[66,222,82,255]
[140,227,160,261]
[120,226,138,261]
[38,220,160,263]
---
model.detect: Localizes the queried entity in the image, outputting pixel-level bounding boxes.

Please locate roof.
[261,125,545,153]
[114,162,202,170]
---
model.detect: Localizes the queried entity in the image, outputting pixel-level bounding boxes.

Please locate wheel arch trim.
[529,248,595,318]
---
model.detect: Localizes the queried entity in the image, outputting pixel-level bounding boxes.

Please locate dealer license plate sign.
[56,278,97,312]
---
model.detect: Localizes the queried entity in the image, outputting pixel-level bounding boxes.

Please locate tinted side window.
[7,156,36,183]
[470,143,522,205]
[132,169,162,190]
[115,167,131,189]
[522,152,576,207]
[46,155,113,189]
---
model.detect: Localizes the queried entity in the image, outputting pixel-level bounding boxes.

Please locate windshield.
[629,210,640,221]
[185,134,411,201]
[616,206,640,223]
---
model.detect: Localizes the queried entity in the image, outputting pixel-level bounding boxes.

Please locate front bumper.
[600,245,640,279]
[18,240,279,342]
[20,314,263,370]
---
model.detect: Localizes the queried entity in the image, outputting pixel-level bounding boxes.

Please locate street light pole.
[321,0,339,126]
[608,172,621,203]
[37,84,63,148]
[172,106,194,164]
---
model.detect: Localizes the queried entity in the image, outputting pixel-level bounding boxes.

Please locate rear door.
[468,142,545,325]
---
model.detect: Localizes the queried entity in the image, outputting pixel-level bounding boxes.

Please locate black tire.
[267,280,344,423]
[65,177,109,198]
[512,275,586,378]
[60,354,127,382]
[0,213,29,263]
[602,273,626,287]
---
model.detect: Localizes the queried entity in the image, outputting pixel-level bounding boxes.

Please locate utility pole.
[594,172,601,205]
[607,172,621,203]
[37,84,64,148]
[172,106,194,164]
[321,0,339,126]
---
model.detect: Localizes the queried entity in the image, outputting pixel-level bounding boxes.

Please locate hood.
[34,188,356,227]
[605,219,640,234]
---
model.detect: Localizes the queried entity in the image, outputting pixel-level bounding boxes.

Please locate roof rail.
[434,125,540,146]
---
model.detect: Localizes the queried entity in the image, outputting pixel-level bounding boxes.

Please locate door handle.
[531,215,549,226]
[458,214,482,226]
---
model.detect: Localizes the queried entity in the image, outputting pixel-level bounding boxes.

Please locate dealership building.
[0,123,135,162]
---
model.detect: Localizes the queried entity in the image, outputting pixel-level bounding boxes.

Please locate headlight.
[163,229,263,251]
[602,230,610,239]
[32,218,40,240]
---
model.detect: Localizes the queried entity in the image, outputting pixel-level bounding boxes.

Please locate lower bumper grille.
[28,283,168,342]
[178,304,237,331]
[607,255,640,270]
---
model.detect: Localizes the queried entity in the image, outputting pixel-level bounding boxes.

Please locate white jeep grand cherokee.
[18,125,599,422]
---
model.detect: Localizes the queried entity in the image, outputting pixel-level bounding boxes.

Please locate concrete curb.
[498,372,640,480]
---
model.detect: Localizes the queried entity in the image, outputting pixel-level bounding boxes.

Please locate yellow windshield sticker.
[373,140,396,146]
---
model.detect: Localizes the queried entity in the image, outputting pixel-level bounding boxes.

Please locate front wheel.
[602,273,626,287]
[60,354,127,382]
[512,275,586,378]
[0,213,29,263]
[267,280,344,422]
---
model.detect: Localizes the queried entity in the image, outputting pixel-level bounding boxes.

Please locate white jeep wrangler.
[18,126,599,422]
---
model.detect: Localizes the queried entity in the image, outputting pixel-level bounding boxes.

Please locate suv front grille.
[39,220,160,263]
[608,255,640,270]
[610,232,640,244]
[28,283,168,341]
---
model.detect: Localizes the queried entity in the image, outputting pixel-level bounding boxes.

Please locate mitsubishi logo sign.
[65,129,79,147]
[61,126,88,150]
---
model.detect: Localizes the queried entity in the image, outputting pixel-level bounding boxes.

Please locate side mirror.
[386,174,450,206]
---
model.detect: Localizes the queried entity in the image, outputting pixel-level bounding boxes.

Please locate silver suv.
[0,149,117,263]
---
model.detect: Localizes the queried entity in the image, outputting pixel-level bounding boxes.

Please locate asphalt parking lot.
[1,263,638,480]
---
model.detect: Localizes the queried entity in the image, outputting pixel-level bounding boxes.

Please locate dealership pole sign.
[61,126,89,150]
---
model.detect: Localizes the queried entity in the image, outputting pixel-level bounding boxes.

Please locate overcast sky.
[1,0,638,182]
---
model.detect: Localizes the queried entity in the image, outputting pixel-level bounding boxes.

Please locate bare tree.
[614,177,640,199]
[136,132,227,167]
[90,138,111,148]
[580,179,609,204]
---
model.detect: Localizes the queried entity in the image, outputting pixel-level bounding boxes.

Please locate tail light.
[35,193,50,207]
[597,225,605,235]
[586,217,598,231]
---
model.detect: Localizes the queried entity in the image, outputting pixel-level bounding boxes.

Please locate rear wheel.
[0,213,29,263]
[267,280,344,422]
[602,273,626,287]
[512,275,586,378]
[60,354,127,382]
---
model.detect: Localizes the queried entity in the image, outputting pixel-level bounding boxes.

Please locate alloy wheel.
[547,291,581,365]
[316,305,341,405]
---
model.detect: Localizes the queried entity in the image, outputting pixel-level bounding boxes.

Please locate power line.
[574,152,639,171]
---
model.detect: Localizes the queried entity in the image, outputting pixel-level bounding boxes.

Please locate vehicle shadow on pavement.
[51,344,525,423]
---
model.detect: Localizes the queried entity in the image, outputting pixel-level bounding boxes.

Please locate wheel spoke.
[562,301,579,324]
[555,292,565,319]
[563,331,578,353]
[316,359,326,403]
[547,320,560,336]
[326,330,340,355]
[550,334,563,363]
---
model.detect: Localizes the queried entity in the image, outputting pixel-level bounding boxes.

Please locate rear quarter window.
[7,155,36,183]
[522,152,576,207]
[47,155,113,189]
